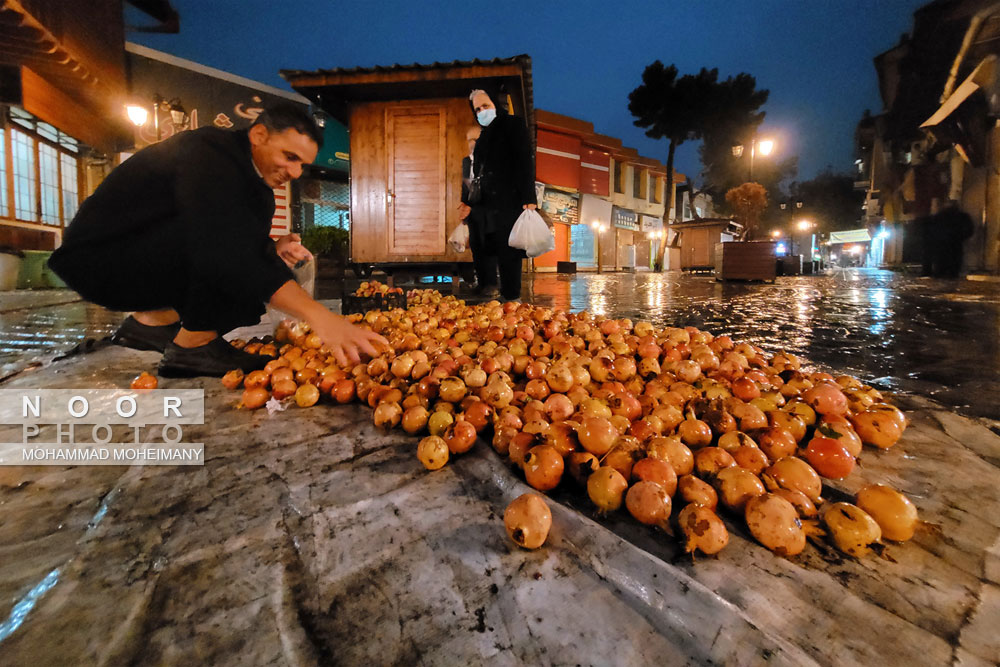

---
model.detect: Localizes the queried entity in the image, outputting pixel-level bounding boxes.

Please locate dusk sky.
[130,0,928,189]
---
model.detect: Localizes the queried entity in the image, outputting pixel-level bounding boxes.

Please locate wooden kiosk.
[669,218,741,271]
[282,56,534,287]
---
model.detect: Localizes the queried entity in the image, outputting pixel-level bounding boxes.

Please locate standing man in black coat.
[50,104,386,376]
[466,89,537,302]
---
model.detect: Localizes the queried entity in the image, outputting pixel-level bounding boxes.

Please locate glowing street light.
[731,136,775,181]
[126,104,148,127]
[770,229,782,238]
[796,219,814,232]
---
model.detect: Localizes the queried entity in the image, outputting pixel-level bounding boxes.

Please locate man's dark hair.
[252,103,324,148]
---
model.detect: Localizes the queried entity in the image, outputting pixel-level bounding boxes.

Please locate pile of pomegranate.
[353,280,404,297]
[222,291,918,558]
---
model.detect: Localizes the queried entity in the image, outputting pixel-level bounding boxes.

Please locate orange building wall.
[537,129,581,190]
[580,145,611,197]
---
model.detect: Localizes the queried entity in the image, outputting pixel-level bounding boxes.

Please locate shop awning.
[921,55,996,128]
[0,0,137,152]
[828,229,872,244]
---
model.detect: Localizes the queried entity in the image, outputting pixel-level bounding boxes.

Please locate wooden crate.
[714,241,777,281]
[341,293,407,315]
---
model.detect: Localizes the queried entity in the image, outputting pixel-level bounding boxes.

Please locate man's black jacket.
[53,127,292,304]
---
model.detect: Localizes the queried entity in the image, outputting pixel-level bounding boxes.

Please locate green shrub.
[302,226,349,258]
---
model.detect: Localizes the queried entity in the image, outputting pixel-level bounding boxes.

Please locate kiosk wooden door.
[386,107,446,255]
[683,228,712,268]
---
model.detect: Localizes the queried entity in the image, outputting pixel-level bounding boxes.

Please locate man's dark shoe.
[111,316,181,353]
[475,285,500,299]
[158,338,272,378]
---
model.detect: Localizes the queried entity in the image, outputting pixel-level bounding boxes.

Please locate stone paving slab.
[0,340,998,666]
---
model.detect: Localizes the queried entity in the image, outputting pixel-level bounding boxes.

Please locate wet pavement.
[3,268,998,422]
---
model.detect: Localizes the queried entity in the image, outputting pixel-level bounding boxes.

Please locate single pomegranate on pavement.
[221,369,244,390]
[631,457,678,496]
[855,484,918,542]
[577,417,618,456]
[771,488,818,519]
[678,504,729,556]
[732,445,770,476]
[762,457,823,504]
[130,371,158,390]
[744,494,806,557]
[804,437,856,479]
[676,475,718,511]
[523,445,565,491]
[295,383,320,408]
[646,437,693,476]
[417,435,449,470]
[587,466,628,512]
[625,481,672,526]
[823,502,882,558]
[850,409,904,449]
[802,381,848,416]
[714,467,766,513]
[271,379,297,400]
[444,419,477,455]
[504,493,552,549]
[241,387,269,410]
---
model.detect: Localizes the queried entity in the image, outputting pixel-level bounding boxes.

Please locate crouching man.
[50,104,385,376]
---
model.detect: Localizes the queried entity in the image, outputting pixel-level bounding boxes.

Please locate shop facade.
[534,109,672,272]
[0,1,148,254]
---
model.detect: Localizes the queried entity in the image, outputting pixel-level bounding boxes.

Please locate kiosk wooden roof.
[281,54,534,129]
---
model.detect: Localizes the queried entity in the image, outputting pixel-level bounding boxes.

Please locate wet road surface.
[1,268,998,421]
[523,269,1000,422]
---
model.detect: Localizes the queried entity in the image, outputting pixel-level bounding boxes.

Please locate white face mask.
[477,108,497,127]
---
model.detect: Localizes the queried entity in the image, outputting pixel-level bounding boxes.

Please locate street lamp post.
[793,218,815,270]
[125,96,189,141]
[591,221,606,273]
[732,136,774,182]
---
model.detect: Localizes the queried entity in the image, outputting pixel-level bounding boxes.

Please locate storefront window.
[12,128,36,221]
[61,153,79,222]
[3,109,82,226]
[39,143,60,225]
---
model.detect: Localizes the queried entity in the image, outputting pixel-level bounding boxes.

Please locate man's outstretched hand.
[276,233,313,268]
[269,280,388,367]
[311,310,388,367]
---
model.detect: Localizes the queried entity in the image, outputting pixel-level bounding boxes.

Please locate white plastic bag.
[448,223,470,253]
[508,208,554,257]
